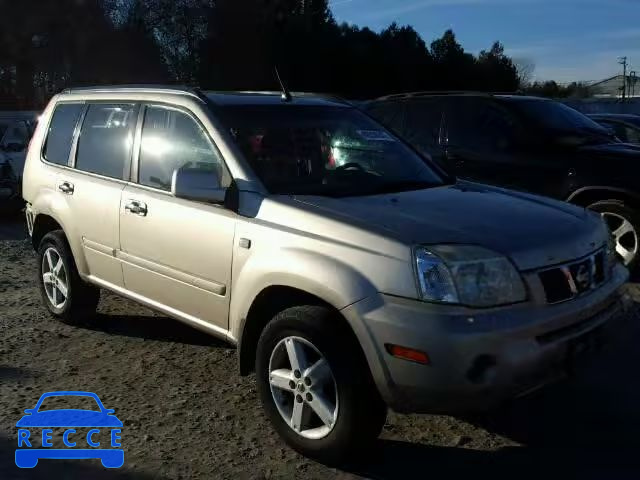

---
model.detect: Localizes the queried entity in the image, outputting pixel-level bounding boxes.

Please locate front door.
[119,104,236,332]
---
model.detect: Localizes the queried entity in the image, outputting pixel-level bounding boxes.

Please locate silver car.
[22,86,628,463]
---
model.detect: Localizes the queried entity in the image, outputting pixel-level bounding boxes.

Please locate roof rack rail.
[61,84,205,100]
[374,91,495,101]
[204,90,353,106]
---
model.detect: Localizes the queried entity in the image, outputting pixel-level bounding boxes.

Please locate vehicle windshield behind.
[512,99,612,139]
[37,395,101,412]
[217,105,445,196]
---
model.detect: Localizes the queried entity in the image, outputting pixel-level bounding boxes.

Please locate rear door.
[49,102,137,288]
[118,104,236,332]
[63,103,138,287]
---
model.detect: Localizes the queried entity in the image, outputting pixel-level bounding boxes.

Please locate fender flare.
[231,248,378,347]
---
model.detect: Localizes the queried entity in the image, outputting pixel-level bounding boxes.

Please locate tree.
[0,1,525,108]
[430,30,476,89]
[514,57,535,88]
[477,41,519,92]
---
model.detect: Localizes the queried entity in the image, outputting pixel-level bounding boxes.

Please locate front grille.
[538,249,606,304]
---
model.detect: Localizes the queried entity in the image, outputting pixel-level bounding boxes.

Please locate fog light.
[385,344,430,365]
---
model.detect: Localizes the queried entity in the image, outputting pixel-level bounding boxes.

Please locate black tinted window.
[404,99,443,155]
[75,104,136,180]
[448,98,517,154]
[138,106,230,191]
[44,104,84,165]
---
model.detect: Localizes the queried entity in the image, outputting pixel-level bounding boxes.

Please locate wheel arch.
[29,193,88,276]
[32,214,64,251]
[567,186,640,209]
[237,285,370,378]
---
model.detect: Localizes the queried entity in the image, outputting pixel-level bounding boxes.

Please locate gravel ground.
[1,215,640,480]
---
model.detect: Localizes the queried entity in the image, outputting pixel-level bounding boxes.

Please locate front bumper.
[342,263,631,414]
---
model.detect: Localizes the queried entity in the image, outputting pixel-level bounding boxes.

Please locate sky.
[330,0,640,83]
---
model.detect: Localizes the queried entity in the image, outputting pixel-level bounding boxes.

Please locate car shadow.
[79,314,232,349]
[342,436,639,480]
[0,435,167,480]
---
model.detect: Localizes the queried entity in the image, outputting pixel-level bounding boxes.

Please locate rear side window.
[75,104,137,180]
[43,103,84,165]
[138,106,230,191]
[404,99,444,155]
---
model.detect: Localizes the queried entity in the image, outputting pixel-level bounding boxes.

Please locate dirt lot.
[1,215,640,480]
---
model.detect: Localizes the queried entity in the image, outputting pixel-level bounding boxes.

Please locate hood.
[16,410,123,427]
[577,141,640,158]
[293,182,607,270]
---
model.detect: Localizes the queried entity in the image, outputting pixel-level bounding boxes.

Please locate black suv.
[366,93,640,269]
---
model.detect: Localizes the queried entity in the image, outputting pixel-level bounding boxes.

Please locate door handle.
[124,200,148,216]
[58,181,74,195]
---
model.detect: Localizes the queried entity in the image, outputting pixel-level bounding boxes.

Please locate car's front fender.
[229,247,379,341]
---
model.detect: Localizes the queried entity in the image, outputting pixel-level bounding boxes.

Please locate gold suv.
[23,86,628,463]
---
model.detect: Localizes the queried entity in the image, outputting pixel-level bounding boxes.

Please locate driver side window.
[138,106,231,191]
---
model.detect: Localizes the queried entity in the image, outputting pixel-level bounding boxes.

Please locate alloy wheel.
[602,212,638,266]
[42,247,69,309]
[268,336,339,440]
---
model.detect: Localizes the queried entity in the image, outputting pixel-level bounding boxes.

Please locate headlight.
[414,245,526,307]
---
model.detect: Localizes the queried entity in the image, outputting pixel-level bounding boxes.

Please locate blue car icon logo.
[15,391,123,468]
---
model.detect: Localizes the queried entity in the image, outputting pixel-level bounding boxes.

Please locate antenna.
[274,67,292,102]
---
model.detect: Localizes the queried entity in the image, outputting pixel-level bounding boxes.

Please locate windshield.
[512,99,610,136]
[218,105,445,196]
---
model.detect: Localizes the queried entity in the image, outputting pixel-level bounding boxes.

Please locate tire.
[588,200,640,270]
[37,230,100,324]
[256,305,386,465]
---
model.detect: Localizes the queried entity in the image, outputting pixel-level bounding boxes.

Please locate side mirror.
[171,167,227,205]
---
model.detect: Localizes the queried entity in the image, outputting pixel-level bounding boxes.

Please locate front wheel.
[588,200,640,270]
[256,306,386,464]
